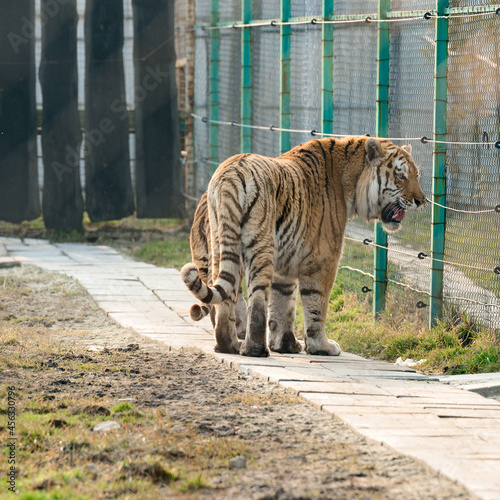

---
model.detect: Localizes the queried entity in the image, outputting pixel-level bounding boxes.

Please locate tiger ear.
[401,144,412,154]
[365,138,383,162]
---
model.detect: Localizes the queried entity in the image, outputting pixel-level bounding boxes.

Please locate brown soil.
[0,266,476,499]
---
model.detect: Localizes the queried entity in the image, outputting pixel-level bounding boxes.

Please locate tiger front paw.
[305,338,341,356]
[240,341,270,358]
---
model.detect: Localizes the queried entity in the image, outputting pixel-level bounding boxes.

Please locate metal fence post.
[241,0,252,153]
[321,0,334,135]
[430,0,449,327]
[209,0,220,174]
[373,0,390,319]
[280,0,291,154]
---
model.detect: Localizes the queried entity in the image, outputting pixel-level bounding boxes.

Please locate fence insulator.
[418,252,428,260]
[423,12,432,20]
[495,141,500,149]
[421,136,430,143]
[495,205,500,213]
[363,238,372,246]
[361,286,372,293]
[416,301,428,309]
[494,267,500,275]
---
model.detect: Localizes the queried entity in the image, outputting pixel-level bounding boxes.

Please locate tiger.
[181,137,426,357]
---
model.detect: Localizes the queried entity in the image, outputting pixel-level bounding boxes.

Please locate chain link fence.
[191,0,500,330]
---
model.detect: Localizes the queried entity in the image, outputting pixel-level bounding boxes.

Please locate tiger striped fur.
[181,137,426,357]
[187,191,247,340]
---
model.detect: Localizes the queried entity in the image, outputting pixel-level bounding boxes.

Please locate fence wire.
[192,0,500,330]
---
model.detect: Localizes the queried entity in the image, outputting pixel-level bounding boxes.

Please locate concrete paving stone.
[23,238,51,245]
[250,365,350,382]
[137,276,186,289]
[294,391,401,408]
[380,434,500,457]
[5,245,44,252]
[287,352,368,364]
[336,411,456,432]
[111,262,156,269]
[450,417,500,429]
[457,380,500,398]
[57,243,118,252]
[440,372,500,385]
[107,312,189,330]
[23,259,73,266]
[131,325,211,335]
[182,314,213,331]
[214,354,306,370]
[0,237,22,245]
[279,380,394,396]
[165,303,206,318]
[86,287,155,297]
[154,289,196,302]
[133,268,181,278]
[241,366,346,384]
[13,252,66,260]
[144,336,214,347]
[95,300,169,314]
[432,408,500,419]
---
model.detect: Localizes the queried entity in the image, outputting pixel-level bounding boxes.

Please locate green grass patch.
[133,236,191,270]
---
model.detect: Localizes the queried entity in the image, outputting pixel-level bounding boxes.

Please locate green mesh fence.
[191,0,500,330]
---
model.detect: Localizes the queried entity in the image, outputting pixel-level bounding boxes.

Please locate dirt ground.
[0,265,476,499]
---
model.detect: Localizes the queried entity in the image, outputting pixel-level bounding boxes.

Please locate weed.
[180,474,210,493]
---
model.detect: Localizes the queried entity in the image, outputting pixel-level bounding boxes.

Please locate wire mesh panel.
[331,19,378,295]
[289,24,322,147]
[331,24,377,136]
[194,0,211,195]
[220,1,241,22]
[251,26,281,157]
[385,18,435,321]
[391,0,435,10]
[444,14,500,328]
[291,0,322,17]
[334,0,378,15]
[252,0,280,20]
[218,30,241,163]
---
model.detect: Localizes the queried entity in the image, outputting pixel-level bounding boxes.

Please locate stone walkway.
[2,237,500,500]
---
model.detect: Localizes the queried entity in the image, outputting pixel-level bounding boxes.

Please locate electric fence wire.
[340,247,500,310]
[191,113,500,148]
[343,236,500,274]
[197,8,500,31]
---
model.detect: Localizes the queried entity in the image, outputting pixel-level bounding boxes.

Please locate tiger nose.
[414,196,426,207]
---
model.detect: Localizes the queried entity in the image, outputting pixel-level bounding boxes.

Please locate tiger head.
[356,138,426,233]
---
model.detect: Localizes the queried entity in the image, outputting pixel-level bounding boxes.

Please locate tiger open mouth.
[381,203,406,224]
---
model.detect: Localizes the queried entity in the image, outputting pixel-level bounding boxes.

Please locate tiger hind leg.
[268,276,302,354]
[239,245,274,358]
[235,289,247,340]
[214,299,241,354]
[299,271,341,356]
